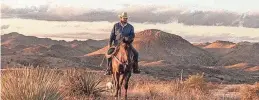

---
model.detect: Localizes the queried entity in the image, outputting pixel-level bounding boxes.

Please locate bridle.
[112,43,131,67]
[114,55,128,66]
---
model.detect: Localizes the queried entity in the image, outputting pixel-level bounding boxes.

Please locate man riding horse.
[105,12,141,75]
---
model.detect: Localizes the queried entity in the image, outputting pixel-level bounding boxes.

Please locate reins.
[113,54,128,66]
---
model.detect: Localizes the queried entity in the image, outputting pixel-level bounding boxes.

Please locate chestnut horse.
[111,42,133,99]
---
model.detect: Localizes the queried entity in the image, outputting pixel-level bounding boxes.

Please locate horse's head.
[117,42,131,65]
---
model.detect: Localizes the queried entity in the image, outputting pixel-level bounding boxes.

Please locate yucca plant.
[63,69,106,97]
[1,67,64,100]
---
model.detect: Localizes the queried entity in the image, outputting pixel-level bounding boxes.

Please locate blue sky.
[2,0,259,12]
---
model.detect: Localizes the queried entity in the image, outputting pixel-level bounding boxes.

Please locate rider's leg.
[131,45,140,74]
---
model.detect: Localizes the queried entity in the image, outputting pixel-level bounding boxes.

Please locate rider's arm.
[124,26,135,43]
[129,26,135,40]
[109,24,116,47]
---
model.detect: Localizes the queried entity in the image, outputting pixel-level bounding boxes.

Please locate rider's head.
[119,12,128,23]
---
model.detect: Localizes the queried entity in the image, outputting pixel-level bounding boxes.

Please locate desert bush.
[239,82,259,100]
[255,82,259,90]
[131,81,174,99]
[1,67,64,100]
[183,73,208,92]
[226,86,240,92]
[63,69,106,97]
[171,77,210,100]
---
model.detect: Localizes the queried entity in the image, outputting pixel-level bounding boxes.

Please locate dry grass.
[1,67,107,100]
[1,67,64,100]
[131,73,214,100]
[239,82,259,100]
[2,67,258,100]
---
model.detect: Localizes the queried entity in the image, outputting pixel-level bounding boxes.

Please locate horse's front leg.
[111,73,115,95]
[124,73,131,100]
[119,75,125,98]
[114,73,120,98]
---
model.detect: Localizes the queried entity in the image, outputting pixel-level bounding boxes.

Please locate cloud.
[2,4,259,28]
[117,5,182,23]
[183,33,259,43]
[0,4,180,23]
[43,32,109,40]
[0,4,117,21]
[1,25,10,29]
[2,18,259,42]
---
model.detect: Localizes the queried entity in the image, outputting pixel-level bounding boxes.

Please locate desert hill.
[204,40,236,49]
[192,41,259,66]
[1,32,107,56]
[192,42,211,48]
[203,40,237,56]
[1,31,258,83]
[217,43,259,66]
[1,32,68,48]
[88,29,217,66]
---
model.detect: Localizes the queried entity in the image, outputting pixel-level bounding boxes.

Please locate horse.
[110,41,133,99]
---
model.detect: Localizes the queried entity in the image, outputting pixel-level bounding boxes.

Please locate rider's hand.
[122,37,127,43]
[123,37,133,43]
[124,37,129,41]
[124,37,130,42]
